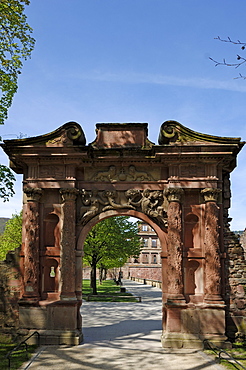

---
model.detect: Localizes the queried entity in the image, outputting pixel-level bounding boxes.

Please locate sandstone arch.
[1,120,244,347]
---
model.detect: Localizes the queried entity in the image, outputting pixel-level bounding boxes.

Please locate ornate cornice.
[201,188,222,203]
[158,120,243,146]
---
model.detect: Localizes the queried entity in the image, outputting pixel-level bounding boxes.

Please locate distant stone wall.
[224,228,246,341]
[0,248,22,335]
[128,265,162,282]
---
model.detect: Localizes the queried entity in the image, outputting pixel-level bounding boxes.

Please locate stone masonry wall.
[0,248,22,335]
[224,228,246,341]
[128,266,162,282]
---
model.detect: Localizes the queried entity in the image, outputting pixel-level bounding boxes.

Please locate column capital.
[24,187,42,202]
[60,188,79,202]
[164,187,184,203]
[201,188,221,203]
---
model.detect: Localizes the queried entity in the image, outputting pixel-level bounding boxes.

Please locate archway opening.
[78,211,167,344]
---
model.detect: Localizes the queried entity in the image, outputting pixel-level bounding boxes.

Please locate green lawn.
[0,335,37,369]
[205,342,246,370]
[82,279,137,302]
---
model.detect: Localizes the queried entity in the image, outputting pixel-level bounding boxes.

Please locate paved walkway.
[22,280,224,369]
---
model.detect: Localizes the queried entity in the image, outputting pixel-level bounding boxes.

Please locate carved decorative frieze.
[40,166,64,179]
[60,188,79,202]
[92,165,154,182]
[164,187,184,203]
[24,187,42,202]
[180,164,205,177]
[79,188,167,228]
[201,188,221,203]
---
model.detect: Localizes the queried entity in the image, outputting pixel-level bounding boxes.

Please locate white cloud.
[72,70,246,93]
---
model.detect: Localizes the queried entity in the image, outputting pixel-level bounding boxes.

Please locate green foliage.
[82,279,137,302]
[0,164,15,201]
[84,216,141,294]
[83,216,141,269]
[0,217,10,233]
[0,210,22,260]
[0,0,35,124]
[0,337,37,369]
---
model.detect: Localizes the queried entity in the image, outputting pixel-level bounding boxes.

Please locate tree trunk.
[103,268,107,280]
[91,261,97,295]
[99,267,103,285]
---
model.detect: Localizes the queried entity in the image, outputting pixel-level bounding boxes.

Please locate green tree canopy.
[0,0,35,124]
[0,210,22,261]
[83,216,141,294]
[0,164,15,201]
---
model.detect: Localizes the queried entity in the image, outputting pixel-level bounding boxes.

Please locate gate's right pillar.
[199,187,228,346]
[162,187,228,349]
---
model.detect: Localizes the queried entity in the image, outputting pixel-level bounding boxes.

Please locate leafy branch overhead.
[0,164,15,201]
[0,0,35,124]
[210,36,246,79]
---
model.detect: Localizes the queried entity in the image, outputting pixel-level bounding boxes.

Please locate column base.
[166,294,187,306]
[19,329,83,345]
[161,332,231,349]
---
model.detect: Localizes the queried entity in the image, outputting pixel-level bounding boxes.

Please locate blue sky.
[0,0,245,230]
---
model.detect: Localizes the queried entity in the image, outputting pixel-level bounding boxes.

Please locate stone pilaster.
[164,188,185,302]
[201,188,224,303]
[60,188,79,300]
[22,188,42,301]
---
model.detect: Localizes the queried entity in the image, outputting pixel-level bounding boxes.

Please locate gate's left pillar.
[19,187,44,339]
[43,188,83,345]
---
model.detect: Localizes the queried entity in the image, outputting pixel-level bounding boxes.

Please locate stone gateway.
[1,120,245,348]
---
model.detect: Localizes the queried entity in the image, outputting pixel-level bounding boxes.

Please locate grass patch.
[205,342,246,370]
[0,335,37,369]
[82,279,138,302]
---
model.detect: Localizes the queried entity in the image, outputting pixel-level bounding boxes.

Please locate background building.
[125,221,162,283]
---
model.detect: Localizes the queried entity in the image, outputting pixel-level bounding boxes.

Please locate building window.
[152,255,157,264]
[152,239,157,247]
[142,253,149,264]
[142,225,148,231]
[144,238,148,247]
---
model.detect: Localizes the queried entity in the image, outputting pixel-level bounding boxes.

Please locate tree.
[0,164,15,201]
[0,0,35,124]
[0,211,22,261]
[210,36,246,79]
[83,216,141,295]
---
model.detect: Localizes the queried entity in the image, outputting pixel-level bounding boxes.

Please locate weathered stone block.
[47,304,77,330]
[200,309,225,335]
[181,309,200,334]
[19,307,47,329]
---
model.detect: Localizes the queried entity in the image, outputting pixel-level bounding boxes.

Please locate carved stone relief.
[40,166,65,179]
[90,165,155,182]
[79,188,167,228]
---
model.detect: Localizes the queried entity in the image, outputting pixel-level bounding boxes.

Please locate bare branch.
[210,36,246,79]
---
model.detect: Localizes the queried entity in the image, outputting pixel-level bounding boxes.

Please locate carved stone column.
[60,188,79,300]
[201,188,223,303]
[22,188,42,301]
[164,188,185,302]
